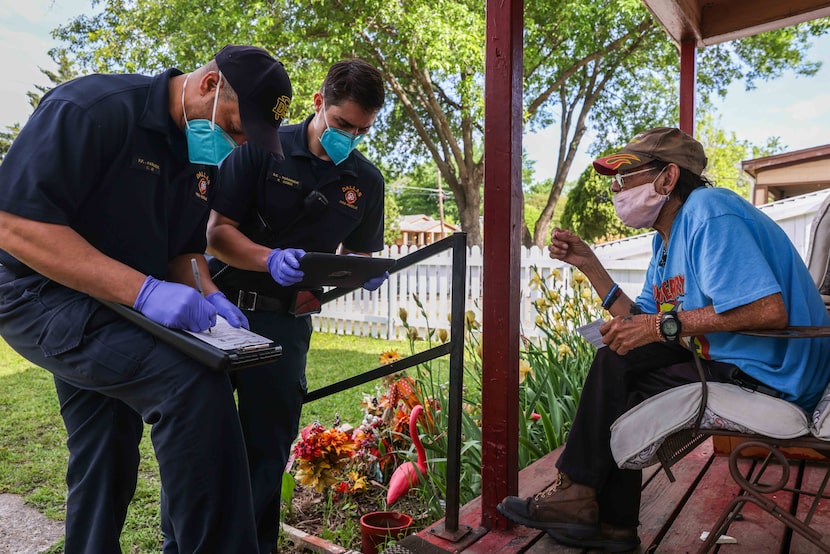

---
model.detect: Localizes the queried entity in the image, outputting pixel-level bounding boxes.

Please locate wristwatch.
[659,310,682,342]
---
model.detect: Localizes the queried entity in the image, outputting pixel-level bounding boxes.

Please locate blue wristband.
[602,283,621,310]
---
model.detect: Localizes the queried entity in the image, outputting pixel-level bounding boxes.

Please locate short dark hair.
[651,160,712,203]
[321,59,385,112]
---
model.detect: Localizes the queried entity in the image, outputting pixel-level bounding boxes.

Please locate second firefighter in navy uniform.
[206,58,388,553]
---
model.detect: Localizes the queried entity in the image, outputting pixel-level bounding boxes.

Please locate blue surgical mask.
[319,103,364,165]
[182,73,237,166]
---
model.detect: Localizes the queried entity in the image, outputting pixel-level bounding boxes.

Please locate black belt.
[730,368,782,398]
[233,290,287,312]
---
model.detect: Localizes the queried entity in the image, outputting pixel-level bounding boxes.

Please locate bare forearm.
[678,293,787,336]
[168,254,220,296]
[206,212,270,272]
[601,292,788,355]
[0,211,145,304]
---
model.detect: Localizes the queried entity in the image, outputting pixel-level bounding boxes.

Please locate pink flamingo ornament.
[386,404,427,506]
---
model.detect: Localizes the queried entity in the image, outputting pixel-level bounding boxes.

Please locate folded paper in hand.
[577,319,606,349]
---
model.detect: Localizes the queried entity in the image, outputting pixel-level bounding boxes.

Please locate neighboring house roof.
[743,144,830,204]
[398,214,459,234]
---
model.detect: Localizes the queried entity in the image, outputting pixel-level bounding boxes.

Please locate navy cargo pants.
[232,310,312,554]
[0,270,258,553]
[160,308,312,554]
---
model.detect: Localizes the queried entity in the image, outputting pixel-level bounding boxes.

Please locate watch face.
[662,317,680,336]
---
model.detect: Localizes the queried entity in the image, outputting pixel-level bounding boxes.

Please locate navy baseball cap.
[215,45,292,157]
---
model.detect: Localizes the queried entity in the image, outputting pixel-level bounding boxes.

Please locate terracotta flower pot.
[359,510,413,554]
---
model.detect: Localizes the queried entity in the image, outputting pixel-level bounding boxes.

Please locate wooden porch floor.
[394,439,830,553]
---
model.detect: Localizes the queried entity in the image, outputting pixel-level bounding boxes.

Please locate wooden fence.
[312,190,830,340]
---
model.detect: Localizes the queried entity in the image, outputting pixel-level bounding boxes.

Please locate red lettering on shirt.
[652,274,685,305]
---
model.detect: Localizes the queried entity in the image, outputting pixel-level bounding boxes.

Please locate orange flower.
[379,349,403,365]
[292,425,356,493]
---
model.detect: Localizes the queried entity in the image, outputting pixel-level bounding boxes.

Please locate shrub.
[518,266,604,466]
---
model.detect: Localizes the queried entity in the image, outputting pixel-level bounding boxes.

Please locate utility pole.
[437,167,446,239]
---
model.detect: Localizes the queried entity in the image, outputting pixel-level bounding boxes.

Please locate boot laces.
[533,473,563,500]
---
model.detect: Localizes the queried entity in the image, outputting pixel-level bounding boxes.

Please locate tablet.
[100,300,282,372]
[298,253,395,289]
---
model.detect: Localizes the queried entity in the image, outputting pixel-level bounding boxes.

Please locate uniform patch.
[195,171,210,201]
[132,156,161,175]
[340,185,361,210]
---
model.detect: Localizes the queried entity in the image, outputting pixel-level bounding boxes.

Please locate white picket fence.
[312,189,830,340]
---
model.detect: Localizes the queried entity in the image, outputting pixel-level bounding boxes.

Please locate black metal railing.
[304,232,468,539]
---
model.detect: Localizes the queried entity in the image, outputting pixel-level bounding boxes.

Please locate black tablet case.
[298,253,395,289]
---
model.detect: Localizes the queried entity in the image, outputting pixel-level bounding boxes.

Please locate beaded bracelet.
[655,312,666,342]
[601,283,622,310]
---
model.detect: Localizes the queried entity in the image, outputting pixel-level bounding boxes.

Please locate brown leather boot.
[497,472,599,537]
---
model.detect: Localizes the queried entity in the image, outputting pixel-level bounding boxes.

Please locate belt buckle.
[237,290,258,311]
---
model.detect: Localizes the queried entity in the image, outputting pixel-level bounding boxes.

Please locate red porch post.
[481,0,523,530]
[679,38,696,134]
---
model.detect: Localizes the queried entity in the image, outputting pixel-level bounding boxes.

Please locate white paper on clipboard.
[184,316,272,350]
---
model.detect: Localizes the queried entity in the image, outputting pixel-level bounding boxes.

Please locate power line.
[390,185,454,195]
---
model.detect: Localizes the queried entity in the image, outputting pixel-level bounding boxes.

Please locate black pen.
[191,258,212,333]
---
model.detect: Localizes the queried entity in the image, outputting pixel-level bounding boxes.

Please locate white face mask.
[612,167,669,228]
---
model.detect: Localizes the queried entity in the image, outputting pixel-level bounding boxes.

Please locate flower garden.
[279,267,606,551]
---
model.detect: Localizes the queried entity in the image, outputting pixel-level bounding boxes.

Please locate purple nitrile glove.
[206,291,249,329]
[363,271,389,292]
[133,276,217,332]
[346,253,389,291]
[267,248,306,286]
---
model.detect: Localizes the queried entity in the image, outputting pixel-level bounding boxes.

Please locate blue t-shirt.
[635,187,830,411]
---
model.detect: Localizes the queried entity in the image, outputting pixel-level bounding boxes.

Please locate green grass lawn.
[0,331,420,552]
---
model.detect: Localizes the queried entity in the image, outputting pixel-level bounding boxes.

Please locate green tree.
[524,179,552,243]
[383,192,401,245]
[386,161,459,224]
[560,167,638,243]
[695,113,783,198]
[0,124,21,163]
[52,2,829,245]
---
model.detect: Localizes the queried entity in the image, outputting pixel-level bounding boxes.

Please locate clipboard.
[298,253,395,289]
[100,300,282,372]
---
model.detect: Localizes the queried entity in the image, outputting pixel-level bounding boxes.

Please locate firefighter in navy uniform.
[0,45,292,553]
[207,58,387,553]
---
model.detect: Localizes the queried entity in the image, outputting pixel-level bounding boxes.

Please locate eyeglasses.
[610,166,658,192]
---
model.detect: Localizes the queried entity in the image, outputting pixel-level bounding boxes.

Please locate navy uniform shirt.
[212,114,385,296]
[0,69,214,280]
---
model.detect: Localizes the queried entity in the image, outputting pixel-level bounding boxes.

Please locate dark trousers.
[53,379,143,552]
[0,271,258,553]
[234,310,313,554]
[556,342,737,528]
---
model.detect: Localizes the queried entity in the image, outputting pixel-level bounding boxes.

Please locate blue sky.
[2,1,829,183]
